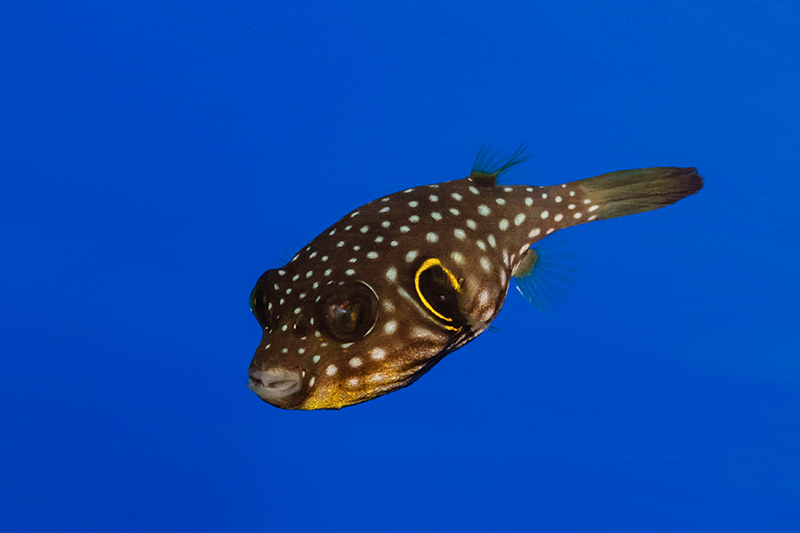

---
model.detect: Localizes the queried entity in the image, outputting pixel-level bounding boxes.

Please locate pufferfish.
[247,147,702,410]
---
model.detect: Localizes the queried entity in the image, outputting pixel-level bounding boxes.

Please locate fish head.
[247,254,478,409]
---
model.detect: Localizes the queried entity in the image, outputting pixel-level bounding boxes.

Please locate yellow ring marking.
[414,258,462,331]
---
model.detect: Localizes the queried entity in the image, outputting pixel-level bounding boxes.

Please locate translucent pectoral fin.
[512,241,575,313]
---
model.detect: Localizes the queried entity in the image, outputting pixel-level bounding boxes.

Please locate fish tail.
[574,167,703,221]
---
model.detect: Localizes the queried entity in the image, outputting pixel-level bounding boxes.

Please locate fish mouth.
[247,368,302,406]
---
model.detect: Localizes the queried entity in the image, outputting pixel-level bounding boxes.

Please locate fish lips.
[247,367,305,409]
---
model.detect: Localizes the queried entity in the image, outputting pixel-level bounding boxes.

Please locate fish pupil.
[318,281,379,341]
[332,301,361,332]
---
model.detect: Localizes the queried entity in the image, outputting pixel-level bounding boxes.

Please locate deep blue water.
[2,1,799,531]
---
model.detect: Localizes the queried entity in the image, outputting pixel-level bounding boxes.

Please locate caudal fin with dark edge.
[575,167,703,221]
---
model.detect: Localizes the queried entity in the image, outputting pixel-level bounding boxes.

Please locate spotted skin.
[247,153,703,410]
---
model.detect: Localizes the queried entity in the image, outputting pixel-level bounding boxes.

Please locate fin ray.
[513,240,576,313]
[576,167,703,221]
[470,144,530,185]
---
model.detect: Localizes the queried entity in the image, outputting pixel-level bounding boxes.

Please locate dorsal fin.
[468,144,529,186]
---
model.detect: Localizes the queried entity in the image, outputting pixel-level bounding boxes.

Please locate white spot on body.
[431,212,442,221]
[313,355,321,363]
[346,269,356,276]
[367,251,379,259]
[400,226,410,233]
[528,228,541,237]
[478,205,491,216]
[412,327,442,340]
[452,193,463,201]
[541,210,549,219]
[406,250,418,262]
[429,195,439,202]
[488,235,496,248]
[449,208,460,216]
[499,219,509,231]
[451,251,465,264]
[496,198,506,205]
[480,256,491,272]
[426,232,439,243]
[360,225,369,233]
[326,364,337,376]
[384,320,398,334]
[514,213,526,226]
[555,214,563,222]
[408,201,418,207]
[380,206,390,213]
[466,219,477,229]
[479,289,490,305]
[574,212,583,219]
[382,221,391,228]
[349,357,363,368]
[370,348,386,360]
[469,186,480,195]
[589,205,599,212]
[454,229,466,240]
[409,215,420,223]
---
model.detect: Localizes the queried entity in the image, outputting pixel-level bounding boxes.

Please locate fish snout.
[247,368,303,407]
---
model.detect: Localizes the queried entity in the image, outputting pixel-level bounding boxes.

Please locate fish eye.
[318,281,379,341]
[250,273,277,328]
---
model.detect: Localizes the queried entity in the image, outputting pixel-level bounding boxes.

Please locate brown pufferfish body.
[248,147,703,410]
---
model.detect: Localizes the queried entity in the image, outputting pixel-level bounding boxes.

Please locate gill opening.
[413,258,462,332]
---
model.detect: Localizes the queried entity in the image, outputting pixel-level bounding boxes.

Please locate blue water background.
[2,1,799,531]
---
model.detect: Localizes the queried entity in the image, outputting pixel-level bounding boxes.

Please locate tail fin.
[575,167,703,221]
